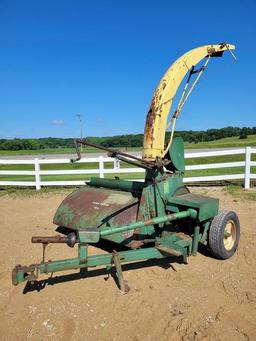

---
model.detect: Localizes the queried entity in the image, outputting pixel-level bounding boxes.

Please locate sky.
[0,0,255,139]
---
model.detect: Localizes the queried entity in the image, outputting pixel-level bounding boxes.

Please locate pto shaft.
[100,209,197,237]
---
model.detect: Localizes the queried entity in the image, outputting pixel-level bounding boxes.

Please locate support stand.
[112,251,130,294]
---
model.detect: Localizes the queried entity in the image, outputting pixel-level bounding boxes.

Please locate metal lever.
[70,139,81,163]
[71,138,159,169]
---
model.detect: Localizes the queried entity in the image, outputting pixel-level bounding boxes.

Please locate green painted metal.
[192,225,200,256]
[166,137,185,172]
[12,136,222,289]
[73,209,197,244]
[167,193,219,222]
[79,243,87,263]
[100,209,196,237]
[156,232,192,263]
[12,247,167,285]
[78,229,100,243]
[53,186,139,245]
[12,223,196,286]
[200,220,211,243]
[88,177,144,193]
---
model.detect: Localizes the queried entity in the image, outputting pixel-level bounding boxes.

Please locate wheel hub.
[223,220,236,251]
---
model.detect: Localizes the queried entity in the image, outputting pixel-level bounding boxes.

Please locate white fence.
[0,147,255,190]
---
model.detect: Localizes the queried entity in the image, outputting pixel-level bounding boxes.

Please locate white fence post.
[114,157,120,169]
[99,156,104,178]
[34,158,41,190]
[244,147,251,189]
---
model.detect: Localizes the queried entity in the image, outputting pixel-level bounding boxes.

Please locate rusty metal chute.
[143,43,236,161]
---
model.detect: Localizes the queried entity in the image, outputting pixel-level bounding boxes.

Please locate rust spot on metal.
[207,47,216,55]
[31,235,69,244]
[144,95,158,146]
[53,187,140,247]
[136,193,148,220]
[143,79,167,153]
[173,108,179,118]
[175,232,192,241]
[111,203,138,227]
[162,80,167,89]
[144,218,154,226]
[128,240,144,249]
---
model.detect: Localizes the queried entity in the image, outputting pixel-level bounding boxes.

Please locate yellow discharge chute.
[142,43,235,161]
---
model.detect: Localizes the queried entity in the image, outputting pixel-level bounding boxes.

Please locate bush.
[239,133,247,140]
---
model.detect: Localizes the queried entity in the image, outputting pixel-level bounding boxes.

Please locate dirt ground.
[0,188,256,341]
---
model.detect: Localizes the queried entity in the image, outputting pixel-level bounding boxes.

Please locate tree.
[239,132,248,139]
[239,127,248,139]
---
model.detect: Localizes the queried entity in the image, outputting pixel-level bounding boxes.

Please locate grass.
[0,146,142,156]
[0,169,255,183]
[223,185,256,201]
[184,134,256,149]
[0,186,74,198]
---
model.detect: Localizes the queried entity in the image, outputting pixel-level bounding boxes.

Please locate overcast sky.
[0,0,255,138]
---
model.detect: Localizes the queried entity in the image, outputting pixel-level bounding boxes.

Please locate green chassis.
[12,138,219,292]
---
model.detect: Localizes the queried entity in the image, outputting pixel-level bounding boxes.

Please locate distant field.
[0,146,142,156]
[184,134,256,149]
[0,135,255,156]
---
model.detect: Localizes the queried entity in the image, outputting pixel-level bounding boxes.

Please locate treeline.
[0,137,75,151]
[1,126,255,151]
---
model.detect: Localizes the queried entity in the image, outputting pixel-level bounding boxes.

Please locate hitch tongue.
[12,264,38,286]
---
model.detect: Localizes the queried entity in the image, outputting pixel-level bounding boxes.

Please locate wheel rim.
[223,220,236,251]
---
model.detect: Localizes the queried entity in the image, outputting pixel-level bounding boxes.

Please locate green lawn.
[0,146,142,156]
[0,157,255,182]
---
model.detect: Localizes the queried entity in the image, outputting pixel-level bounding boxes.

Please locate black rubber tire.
[208,210,240,260]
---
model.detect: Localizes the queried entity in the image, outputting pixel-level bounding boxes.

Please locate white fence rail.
[0,147,255,190]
